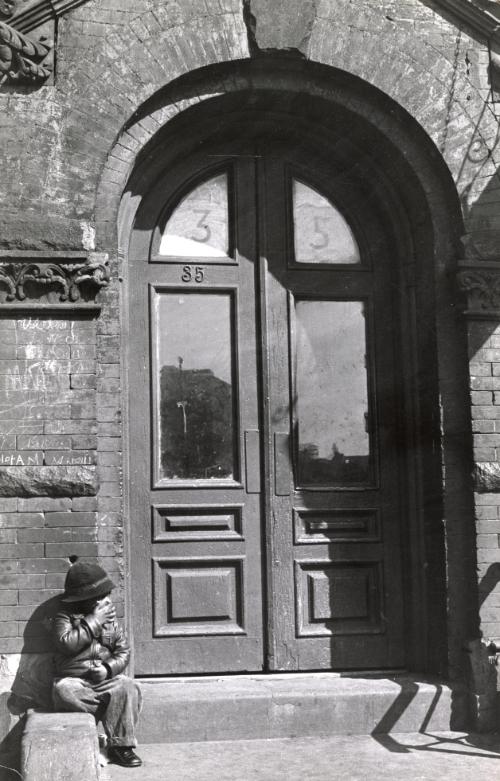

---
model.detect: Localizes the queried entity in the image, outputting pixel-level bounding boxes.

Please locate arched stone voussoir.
[307,13,500,191]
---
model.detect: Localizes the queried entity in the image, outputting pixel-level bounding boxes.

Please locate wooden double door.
[128,142,406,675]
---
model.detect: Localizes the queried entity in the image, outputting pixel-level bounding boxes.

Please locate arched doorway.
[123,80,451,677]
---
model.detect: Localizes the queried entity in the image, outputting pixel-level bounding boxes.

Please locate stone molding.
[457,262,500,317]
[0,251,110,306]
[9,0,90,35]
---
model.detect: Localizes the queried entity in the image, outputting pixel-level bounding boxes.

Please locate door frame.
[119,76,454,676]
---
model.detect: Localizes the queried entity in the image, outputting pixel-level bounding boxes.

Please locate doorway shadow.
[0,597,59,781]
[366,676,500,760]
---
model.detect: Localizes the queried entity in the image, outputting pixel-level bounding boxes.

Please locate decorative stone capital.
[0,251,110,307]
[0,18,52,85]
[457,262,500,318]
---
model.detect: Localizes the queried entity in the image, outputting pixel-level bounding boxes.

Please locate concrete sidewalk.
[104,732,500,781]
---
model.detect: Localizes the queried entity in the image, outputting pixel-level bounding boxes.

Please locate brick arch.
[89,7,498,251]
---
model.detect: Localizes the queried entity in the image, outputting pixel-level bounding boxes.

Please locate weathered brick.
[0,529,16,543]
[0,434,17,450]
[71,402,96,419]
[45,512,97,527]
[70,374,97,390]
[97,437,121,451]
[98,364,120,378]
[0,543,44,558]
[98,451,121,466]
[45,541,99,557]
[71,345,97,359]
[0,574,44,590]
[97,497,121,512]
[70,360,96,374]
[17,345,70,360]
[0,638,23,652]
[98,422,121,437]
[18,588,60,604]
[45,573,66,588]
[18,498,71,512]
[99,482,122,498]
[474,434,500,447]
[476,534,500,549]
[0,499,17,511]
[0,590,17,605]
[97,407,121,423]
[471,377,500,391]
[72,435,98,450]
[45,450,96,466]
[471,362,492,377]
[18,527,95,543]
[72,497,98,511]
[17,558,69,574]
[97,378,120,393]
[471,391,493,405]
[0,622,18,637]
[473,448,496,461]
[97,336,120,362]
[44,420,98,434]
[0,513,44,528]
[17,434,72,450]
[472,420,495,433]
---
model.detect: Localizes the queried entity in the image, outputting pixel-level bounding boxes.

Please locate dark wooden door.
[128,154,265,674]
[127,143,406,674]
[259,156,405,670]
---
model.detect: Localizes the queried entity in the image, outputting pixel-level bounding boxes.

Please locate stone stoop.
[136,674,466,744]
[21,711,100,781]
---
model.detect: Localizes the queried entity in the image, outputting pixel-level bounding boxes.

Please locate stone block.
[0,466,97,497]
[21,711,99,781]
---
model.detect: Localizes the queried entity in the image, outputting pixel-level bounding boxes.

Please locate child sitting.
[51,560,142,768]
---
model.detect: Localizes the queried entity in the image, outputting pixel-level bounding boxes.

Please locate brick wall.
[0,293,123,658]
[468,320,500,640]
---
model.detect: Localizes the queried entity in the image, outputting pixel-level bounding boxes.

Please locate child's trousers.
[52,674,142,747]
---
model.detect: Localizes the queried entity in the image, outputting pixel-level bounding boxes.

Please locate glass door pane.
[294,300,371,486]
[154,291,237,483]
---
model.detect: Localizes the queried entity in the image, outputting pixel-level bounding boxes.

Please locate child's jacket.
[52,604,130,680]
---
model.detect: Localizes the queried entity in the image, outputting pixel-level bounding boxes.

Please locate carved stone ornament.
[0,0,52,85]
[457,263,500,317]
[0,253,110,305]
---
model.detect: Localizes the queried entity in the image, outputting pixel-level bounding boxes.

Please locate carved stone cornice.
[0,251,110,308]
[9,0,90,34]
[457,261,500,317]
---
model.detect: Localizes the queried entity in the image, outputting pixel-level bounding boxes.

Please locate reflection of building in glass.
[298,441,368,485]
[160,364,233,479]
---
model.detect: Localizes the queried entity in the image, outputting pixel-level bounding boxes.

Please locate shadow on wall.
[0,597,59,781]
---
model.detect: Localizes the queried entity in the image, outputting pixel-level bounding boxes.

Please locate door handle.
[274,432,290,496]
[244,430,260,494]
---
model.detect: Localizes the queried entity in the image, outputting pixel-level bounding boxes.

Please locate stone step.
[136,674,466,744]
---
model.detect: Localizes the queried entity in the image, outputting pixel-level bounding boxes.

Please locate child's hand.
[88,662,108,683]
[93,600,116,625]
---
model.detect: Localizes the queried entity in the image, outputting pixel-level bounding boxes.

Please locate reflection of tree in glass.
[160,364,233,479]
[298,441,369,485]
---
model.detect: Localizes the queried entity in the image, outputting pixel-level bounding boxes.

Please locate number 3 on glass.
[181,265,205,283]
